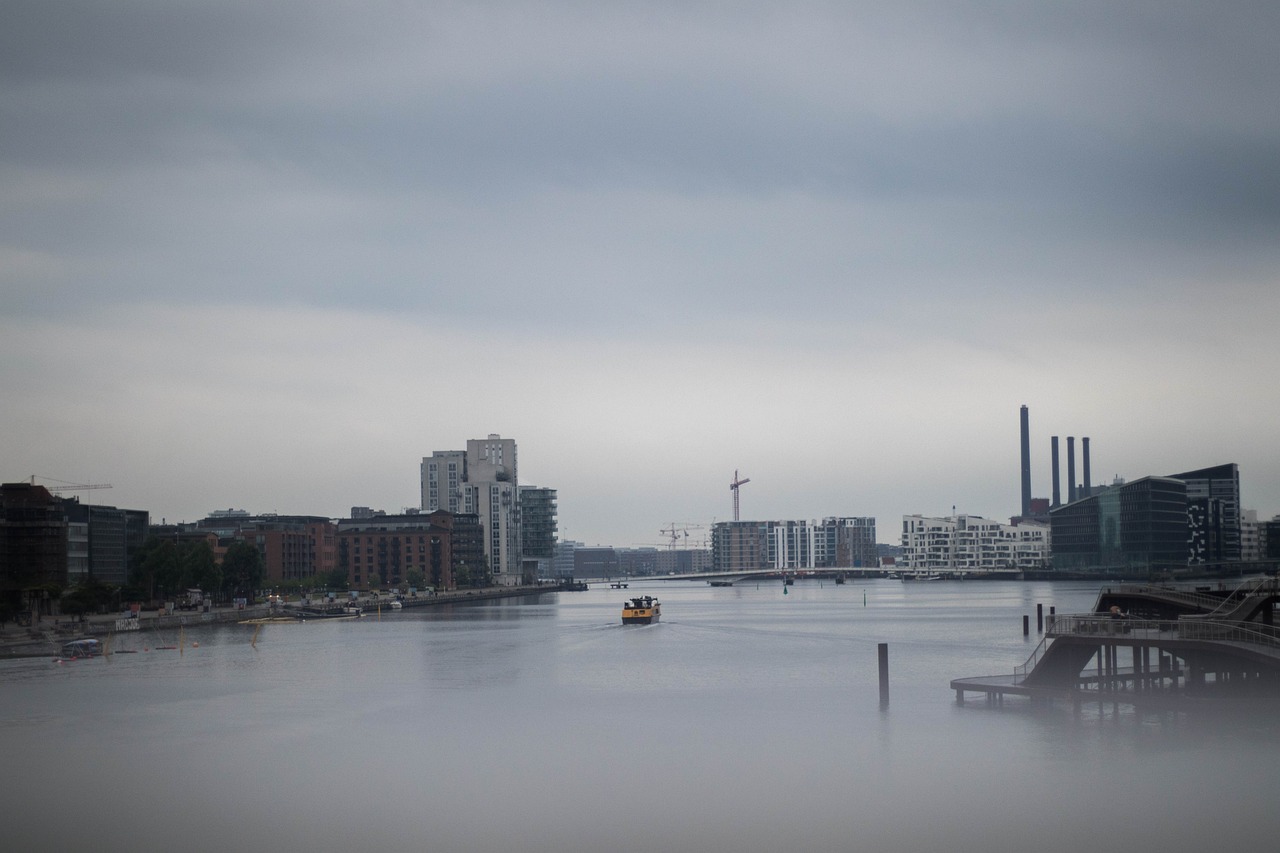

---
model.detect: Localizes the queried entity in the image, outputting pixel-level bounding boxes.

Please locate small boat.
[389,600,403,609]
[55,638,101,661]
[622,596,661,625]
[610,581,629,589]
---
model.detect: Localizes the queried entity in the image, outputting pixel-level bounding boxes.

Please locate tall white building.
[900,514,1049,572]
[422,434,522,585]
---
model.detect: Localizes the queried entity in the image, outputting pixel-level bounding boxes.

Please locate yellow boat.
[621,596,661,625]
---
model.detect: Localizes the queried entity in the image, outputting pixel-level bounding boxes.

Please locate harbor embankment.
[0,582,570,659]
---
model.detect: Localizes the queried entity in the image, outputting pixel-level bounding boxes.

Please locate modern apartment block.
[900,514,1049,571]
[711,517,878,572]
[422,434,522,585]
[518,486,557,579]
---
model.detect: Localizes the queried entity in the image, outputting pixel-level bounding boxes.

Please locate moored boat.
[621,596,661,625]
[56,638,101,661]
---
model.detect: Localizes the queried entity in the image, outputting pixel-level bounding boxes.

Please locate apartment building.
[422,435,523,585]
[900,514,1049,571]
[711,517,878,572]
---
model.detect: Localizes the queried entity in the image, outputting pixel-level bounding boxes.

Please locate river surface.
[2,578,1277,852]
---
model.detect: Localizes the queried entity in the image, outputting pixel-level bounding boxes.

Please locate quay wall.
[0,584,569,659]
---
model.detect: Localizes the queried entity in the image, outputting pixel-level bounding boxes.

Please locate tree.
[59,576,118,617]
[181,540,221,598]
[320,568,348,591]
[136,537,179,601]
[221,541,265,601]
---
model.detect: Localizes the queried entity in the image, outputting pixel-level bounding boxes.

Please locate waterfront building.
[711,517,877,572]
[656,548,713,575]
[1266,516,1280,560]
[573,547,620,578]
[1241,510,1261,562]
[553,539,581,578]
[618,547,660,577]
[1170,463,1241,563]
[194,513,336,585]
[337,510,461,591]
[1049,476,1187,573]
[900,514,1049,571]
[1,483,68,614]
[1,483,150,614]
[422,434,522,585]
[518,486,557,580]
[62,501,149,586]
[711,521,769,573]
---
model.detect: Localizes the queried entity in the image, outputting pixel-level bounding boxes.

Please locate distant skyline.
[3,3,1278,546]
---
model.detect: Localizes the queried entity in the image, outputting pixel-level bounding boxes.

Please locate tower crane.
[659,522,705,550]
[730,470,750,522]
[29,475,113,494]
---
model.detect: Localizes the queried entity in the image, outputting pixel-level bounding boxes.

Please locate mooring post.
[1036,603,1043,633]
[878,642,889,707]
[1023,614,1030,636]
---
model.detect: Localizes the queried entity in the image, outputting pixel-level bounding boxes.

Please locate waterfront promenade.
[0,582,567,658]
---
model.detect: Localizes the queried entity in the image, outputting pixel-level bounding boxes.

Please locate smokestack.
[1051,436,1061,507]
[1082,437,1091,499]
[1067,437,1077,503]
[1019,405,1031,517]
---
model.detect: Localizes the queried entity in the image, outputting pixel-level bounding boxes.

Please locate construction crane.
[730,470,750,522]
[659,523,704,550]
[29,475,113,494]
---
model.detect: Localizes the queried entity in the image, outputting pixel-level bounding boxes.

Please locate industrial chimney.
[1067,437,1077,503]
[1019,405,1031,517]
[1082,437,1091,499]
[1051,436,1061,507]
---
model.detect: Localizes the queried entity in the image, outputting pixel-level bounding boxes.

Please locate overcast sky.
[3,1,1278,546]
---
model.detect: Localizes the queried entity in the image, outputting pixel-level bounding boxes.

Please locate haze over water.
[3,580,1277,852]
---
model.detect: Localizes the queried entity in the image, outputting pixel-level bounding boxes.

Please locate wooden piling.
[1023,614,1030,636]
[878,643,889,707]
[1036,603,1043,633]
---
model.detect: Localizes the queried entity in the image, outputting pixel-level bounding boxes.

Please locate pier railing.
[1047,613,1280,655]
[1013,636,1051,683]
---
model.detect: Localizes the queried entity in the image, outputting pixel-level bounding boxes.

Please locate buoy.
[192,642,199,648]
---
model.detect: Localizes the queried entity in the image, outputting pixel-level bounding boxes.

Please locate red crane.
[730,470,750,522]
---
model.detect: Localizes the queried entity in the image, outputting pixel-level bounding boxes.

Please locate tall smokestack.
[1051,436,1061,507]
[1067,436,1077,503]
[1019,405,1031,517]
[1082,437,1091,499]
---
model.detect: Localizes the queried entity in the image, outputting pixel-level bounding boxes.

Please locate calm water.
[3,579,1277,852]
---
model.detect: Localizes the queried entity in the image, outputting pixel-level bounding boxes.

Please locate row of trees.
[132,537,266,602]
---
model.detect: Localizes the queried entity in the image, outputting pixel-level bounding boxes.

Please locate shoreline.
[0,583,568,659]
